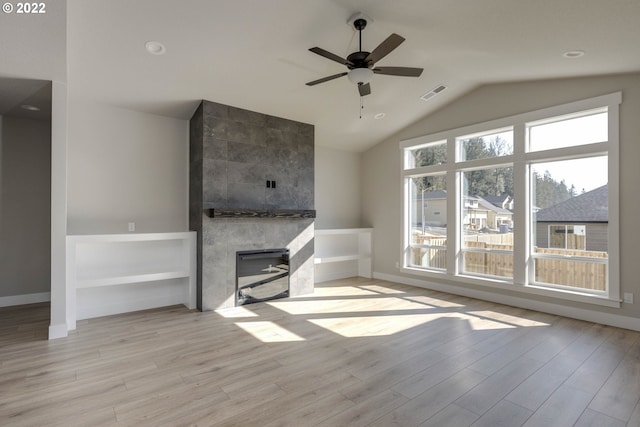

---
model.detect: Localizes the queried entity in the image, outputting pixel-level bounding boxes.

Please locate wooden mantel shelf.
[206,208,316,219]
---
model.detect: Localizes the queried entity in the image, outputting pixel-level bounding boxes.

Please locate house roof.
[477,197,513,215]
[420,190,512,215]
[483,194,511,207]
[536,185,608,223]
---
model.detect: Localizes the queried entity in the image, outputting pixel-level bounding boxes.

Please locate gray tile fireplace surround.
[190,100,315,310]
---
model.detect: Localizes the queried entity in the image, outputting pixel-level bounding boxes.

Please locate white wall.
[315,146,363,229]
[0,116,51,298]
[67,96,189,234]
[362,73,640,322]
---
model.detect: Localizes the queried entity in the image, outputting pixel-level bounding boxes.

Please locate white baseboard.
[0,292,50,307]
[48,323,68,340]
[374,271,640,332]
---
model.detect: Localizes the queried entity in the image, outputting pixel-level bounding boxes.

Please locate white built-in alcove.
[314,228,372,282]
[66,232,196,330]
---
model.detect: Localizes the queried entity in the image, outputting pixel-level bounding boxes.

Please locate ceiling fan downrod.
[354,18,367,53]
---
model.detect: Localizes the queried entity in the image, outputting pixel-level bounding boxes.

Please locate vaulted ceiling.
[2,0,640,151]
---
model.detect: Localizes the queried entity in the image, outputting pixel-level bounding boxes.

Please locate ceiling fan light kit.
[306,14,423,97]
[348,67,373,84]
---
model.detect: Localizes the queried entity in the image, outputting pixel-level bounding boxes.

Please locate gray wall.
[362,72,640,320]
[67,96,188,234]
[315,146,363,229]
[0,116,51,297]
[536,223,608,253]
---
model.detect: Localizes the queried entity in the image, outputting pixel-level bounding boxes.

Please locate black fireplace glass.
[236,249,290,306]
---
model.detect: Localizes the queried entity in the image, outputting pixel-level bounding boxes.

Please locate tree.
[413,144,446,168]
[533,170,572,209]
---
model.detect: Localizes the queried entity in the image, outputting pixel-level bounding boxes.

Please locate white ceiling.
[4,0,640,152]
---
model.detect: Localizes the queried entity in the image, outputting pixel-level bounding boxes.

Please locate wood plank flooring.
[1,277,639,426]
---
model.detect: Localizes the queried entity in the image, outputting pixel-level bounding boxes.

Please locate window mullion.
[513,123,528,286]
[607,101,620,302]
[446,137,458,276]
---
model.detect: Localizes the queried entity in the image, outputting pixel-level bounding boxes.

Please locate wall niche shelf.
[66,232,196,329]
[314,228,372,283]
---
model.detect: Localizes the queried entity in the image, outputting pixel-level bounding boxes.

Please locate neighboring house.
[535,185,608,252]
[483,194,514,211]
[415,189,448,227]
[477,197,513,230]
[415,190,513,231]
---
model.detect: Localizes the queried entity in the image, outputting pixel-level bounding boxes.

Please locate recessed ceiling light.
[563,50,585,59]
[374,113,386,120]
[145,41,166,55]
[21,104,40,111]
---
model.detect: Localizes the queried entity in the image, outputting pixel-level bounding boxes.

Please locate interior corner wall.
[0,116,51,298]
[315,146,363,229]
[362,72,640,321]
[66,96,189,234]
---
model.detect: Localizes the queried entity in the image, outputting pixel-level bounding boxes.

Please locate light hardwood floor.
[1,277,639,426]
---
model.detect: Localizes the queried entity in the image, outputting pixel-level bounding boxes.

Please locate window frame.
[400,92,621,308]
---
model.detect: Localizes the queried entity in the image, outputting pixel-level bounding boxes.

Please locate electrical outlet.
[128,222,135,232]
[395,261,400,269]
[623,293,633,304]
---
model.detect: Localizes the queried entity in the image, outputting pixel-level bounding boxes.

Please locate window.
[528,109,607,152]
[461,167,514,280]
[404,140,447,169]
[458,128,513,161]
[529,130,609,295]
[548,225,586,250]
[407,175,447,270]
[400,93,620,307]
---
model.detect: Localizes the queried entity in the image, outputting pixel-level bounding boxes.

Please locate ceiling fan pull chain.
[360,96,364,119]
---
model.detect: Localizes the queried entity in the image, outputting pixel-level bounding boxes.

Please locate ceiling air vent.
[420,84,448,101]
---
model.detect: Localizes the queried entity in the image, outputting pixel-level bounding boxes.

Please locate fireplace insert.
[236,248,290,306]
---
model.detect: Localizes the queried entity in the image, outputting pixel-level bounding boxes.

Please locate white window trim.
[400,92,621,308]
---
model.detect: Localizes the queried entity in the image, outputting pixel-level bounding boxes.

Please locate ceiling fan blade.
[365,33,405,64]
[309,47,353,66]
[373,66,423,77]
[358,82,371,97]
[306,72,348,86]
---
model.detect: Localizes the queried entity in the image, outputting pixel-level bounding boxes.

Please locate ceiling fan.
[306,17,423,97]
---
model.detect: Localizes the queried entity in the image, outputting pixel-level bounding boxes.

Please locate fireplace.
[236,249,290,306]
[190,100,314,310]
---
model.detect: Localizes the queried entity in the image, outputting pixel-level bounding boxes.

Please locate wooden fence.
[410,234,607,290]
[463,241,513,278]
[534,248,607,291]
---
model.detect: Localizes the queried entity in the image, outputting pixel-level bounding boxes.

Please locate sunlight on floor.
[308,313,464,337]
[462,315,517,331]
[218,306,259,318]
[234,321,306,342]
[267,296,435,315]
[359,284,407,294]
[235,281,550,341]
[311,286,381,297]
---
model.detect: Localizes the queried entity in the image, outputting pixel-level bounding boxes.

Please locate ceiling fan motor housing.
[347,51,372,70]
